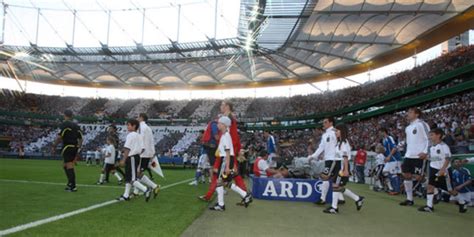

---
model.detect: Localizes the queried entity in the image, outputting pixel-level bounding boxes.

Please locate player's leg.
[137,158,160,199]
[325,175,342,214]
[400,159,415,205]
[131,156,152,202]
[117,158,133,201]
[189,168,202,186]
[209,161,226,211]
[316,161,334,205]
[63,147,78,192]
[200,154,219,201]
[97,163,107,185]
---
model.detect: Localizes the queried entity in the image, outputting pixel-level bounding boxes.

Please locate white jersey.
[256,158,270,178]
[309,126,337,160]
[218,131,234,157]
[429,142,451,170]
[405,119,430,159]
[375,154,385,166]
[334,140,351,161]
[124,131,143,157]
[94,150,101,159]
[139,121,155,158]
[104,144,116,164]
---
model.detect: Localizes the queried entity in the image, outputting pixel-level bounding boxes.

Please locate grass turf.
[0,158,209,237]
[1,158,473,237]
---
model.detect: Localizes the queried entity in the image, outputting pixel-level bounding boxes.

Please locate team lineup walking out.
[44,103,470,218]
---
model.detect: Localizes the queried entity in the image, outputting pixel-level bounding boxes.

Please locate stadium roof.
[1,0,473,90]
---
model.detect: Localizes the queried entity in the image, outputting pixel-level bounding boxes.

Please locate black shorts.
[375,164,384,178]
[402,158,427,175]
[217,156,235,183]
[322,160,342,178]
[428,167,453,191]
[103,163,115,173]
[61,146,78,163]
[125,155,140,183]
[139,157,151,172]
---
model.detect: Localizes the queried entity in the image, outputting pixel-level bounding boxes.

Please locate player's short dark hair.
[258,149,268,157]
[430,128,444,137]
[127,119,140,131]
[139,113,148,122]
[324,116,335,125]
[223,100,234,112]
[381,127,389,134]
[409,107,422,117]
[64,110,73,118]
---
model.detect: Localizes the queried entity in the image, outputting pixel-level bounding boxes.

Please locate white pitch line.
[0,179,123,189]
[0,178,193,236]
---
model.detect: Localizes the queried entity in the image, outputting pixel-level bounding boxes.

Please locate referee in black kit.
[52,110,83,192]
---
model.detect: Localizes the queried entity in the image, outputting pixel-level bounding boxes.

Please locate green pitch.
[1,158,473,237]
[0,159,208,237]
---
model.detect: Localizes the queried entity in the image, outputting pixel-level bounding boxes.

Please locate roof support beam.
[288,45,362,63]
[293,39,401,46]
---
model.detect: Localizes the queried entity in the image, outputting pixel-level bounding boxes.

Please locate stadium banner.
[251,176,332,202]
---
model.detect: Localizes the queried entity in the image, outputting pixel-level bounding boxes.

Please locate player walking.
[51,110,83,192]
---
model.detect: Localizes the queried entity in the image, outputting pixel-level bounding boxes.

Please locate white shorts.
[268,153,277,168]
[382,161,401,175]
[197,154,210,169]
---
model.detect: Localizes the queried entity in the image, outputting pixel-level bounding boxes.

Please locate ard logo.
[314,180,323,194]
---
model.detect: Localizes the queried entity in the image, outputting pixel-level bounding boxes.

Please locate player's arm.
[308,136,324,161]
[454,178,472,192]
[342,155,350,177]
[225,149,231,175]
[418,123,430,159]
[120,148,130,166]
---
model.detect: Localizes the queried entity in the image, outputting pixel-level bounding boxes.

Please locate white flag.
[149,156,164,178]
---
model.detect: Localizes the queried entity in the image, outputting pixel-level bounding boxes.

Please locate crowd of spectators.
[1,45,472,122]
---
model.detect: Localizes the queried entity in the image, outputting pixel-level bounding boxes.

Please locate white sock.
[404,180,413,201]
[99,174,104,182]
[133,187,139,195]
[230,183,247,198]
[386,177,393,190]
[332,192,339,209]
[123,183,131,198]
[427,194,434,208]
[132,181,147,192]
[433,188,439,195]
[338,192,345,201]
[343,188,359,201]
[114,172,122,181]
[140,175,157,189]
[216,186,225,206]
[320,181,330,202]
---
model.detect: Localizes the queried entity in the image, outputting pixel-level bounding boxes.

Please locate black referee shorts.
[61,145,78,163]
[125,155,140,183]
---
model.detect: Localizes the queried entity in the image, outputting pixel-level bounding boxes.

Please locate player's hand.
[450,189,458,196]
[384,157,390,163]
[342,170,349,177]
[438,169,446,177]
[418,153,428,160]
[213,168,218,173]
[225,168,230,175]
